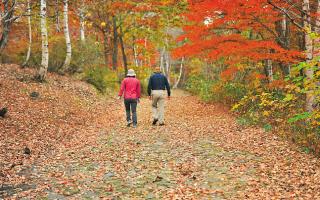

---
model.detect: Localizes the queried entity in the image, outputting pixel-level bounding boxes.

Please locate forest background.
[1,0,320,155]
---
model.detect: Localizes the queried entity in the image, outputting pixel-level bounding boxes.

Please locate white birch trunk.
[62,0,72,71]
[160,47,165,73]
[55,0,61,32]
[303,0,315,112]
[165,51,170,81]
[267,59,273,82]
[173,57,184,89]
[133,45,139,67]
[79,0,86,42]
[37,0,49,81]
[23,0,32,66]
[79,10,85,42]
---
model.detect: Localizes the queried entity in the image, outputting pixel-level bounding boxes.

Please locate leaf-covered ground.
[1,65,320,199]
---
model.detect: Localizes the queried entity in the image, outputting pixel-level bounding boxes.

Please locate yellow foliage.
[101,22,106,27]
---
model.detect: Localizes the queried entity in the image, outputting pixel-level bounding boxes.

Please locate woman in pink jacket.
[118,69,141,128]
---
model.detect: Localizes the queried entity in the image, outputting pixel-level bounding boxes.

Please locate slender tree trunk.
[36,0,49,81]
[173,57,184,89]
[266,59,273,82]
[61,0,72,71]
[160,47,165,73]
[103,31,110,67]
[303,0,314,112]
[119,26,128,74]
[281,14,291,75]
[112,16,118,70]
[79,2,86,42]
[314,0,320,59]
[132,36,139,67]
[314,0,320,108]
[144,37,147,66]
[165,50,170,82]
[23,0,32,67]
[133,46,139,67]
[55,0,61,32]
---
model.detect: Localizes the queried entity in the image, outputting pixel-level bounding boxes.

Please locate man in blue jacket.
[147,67,171,126]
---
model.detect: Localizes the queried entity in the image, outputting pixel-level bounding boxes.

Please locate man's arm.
[164,76,171,97]
[147,76,153,96]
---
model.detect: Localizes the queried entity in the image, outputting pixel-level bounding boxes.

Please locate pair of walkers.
[118,67,171,127]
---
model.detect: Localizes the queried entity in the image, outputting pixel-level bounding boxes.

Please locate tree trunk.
[36,0,49,81]
[132,36,139,67]
[303,0,314,112]
[79,1,86,42]
[23,0,32,67]
[266,59,273,82]
[173,57,184,89]
[61,0,72,72]
[160,47,165,73]
[0,0,15,53]
[281,14,291,76]
[165,50,171,83]
[103,31,110,67]
[112,16,118,70]
[55,0,61,32]
[119,26,128,74]
[314,0,320,59]
[314,0,320,108]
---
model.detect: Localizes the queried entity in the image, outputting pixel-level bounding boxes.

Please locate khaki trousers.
[151,90,166,123]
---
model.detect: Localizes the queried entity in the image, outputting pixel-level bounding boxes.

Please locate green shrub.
[185,75,215,102]
[84,66,119,93]
[70,39,105,73]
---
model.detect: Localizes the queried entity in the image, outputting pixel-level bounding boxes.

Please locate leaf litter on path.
[1,65,320,199]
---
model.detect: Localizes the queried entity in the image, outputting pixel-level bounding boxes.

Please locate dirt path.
[1,69,320,199]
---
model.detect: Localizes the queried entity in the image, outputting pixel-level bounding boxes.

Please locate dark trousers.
[124,99,137,124]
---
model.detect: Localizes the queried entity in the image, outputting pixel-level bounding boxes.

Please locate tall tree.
[36,0,49,81]
[55,0,61,32]
[303,0,314,112]
[61,0,72,72]
[112,16,118,70]
[78,0,86,42]
[119,24,128,74]
[23,0,32,67]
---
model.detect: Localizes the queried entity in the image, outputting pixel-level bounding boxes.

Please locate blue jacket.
[147,72,171,96]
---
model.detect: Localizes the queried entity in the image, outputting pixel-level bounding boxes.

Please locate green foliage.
[288,112,312,123]
[185,75,247,104]
[84,66,119,94]
[70,39,105,73]
[185,76,215,102]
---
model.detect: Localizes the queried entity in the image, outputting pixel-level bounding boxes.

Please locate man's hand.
[137,98,140,103]
[117,96,121,100]
[149,96,152,100]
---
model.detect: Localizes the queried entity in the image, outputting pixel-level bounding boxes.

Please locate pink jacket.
[118,77,141,99]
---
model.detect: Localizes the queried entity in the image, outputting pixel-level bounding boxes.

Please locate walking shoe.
[159,123,165,126]
[127,120,132,127]
[152,119,158,125]
[133,124,137,128]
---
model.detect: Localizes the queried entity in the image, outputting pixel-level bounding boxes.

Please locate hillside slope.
[0,64,121,194]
